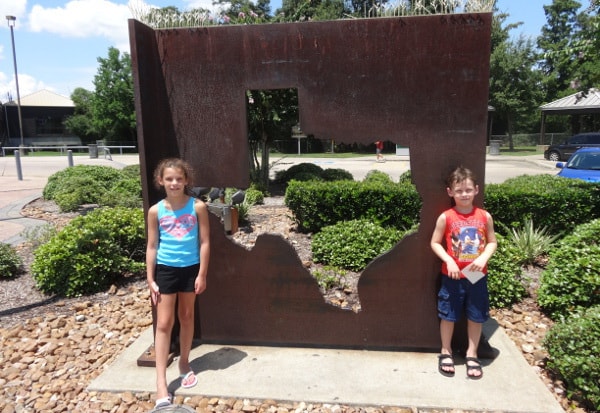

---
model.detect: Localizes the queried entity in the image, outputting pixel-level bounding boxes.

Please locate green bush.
[487,234,527,309]
[100,177,143,209]
[44,165,142,212]
[0,243,23,278]
[43,165,123,201]
[31,207,146,297]
[275,162,324,184]
[362,170,394,184]
[285,179,421,233]
[321,168,354,181]
[54,176,107,212]
[544,305,600,410]
[312,219,405,271]
[538,219,600,319]
[485,175,600,236]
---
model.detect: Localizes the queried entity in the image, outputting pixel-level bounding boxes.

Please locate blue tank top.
[156,197,200,267]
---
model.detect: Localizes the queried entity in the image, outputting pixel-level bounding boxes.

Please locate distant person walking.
[430,166,497,379]
[375,140,384,162]
[146,158,211,408]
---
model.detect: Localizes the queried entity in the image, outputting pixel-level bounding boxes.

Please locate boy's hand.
[446,261,461,279]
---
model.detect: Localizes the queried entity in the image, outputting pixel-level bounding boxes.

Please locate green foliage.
[54,176,107,212]
[22,224,58,250]
[312,266,348,291]
[243,188,264,206]
[538,219,600,319]
[487,234,528,309]
[43,165,142,212]
[0,243,23,278]
[275,163,324,184]
[485,174,600,236]
[285,179,421,233]
[544,305,600,411]
[499,218,560,266]
[64,87,99,143]
[44,165,122,200]
[31,207,146,297]
[312,219,405,271]
[321,168,354,182]
[362,170,394,184]
[92,47,136,141]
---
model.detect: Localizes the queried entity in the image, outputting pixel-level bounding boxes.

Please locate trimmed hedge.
[485,175,600,236]
[285,179,421,233]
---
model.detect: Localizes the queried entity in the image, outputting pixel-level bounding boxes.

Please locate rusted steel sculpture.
[129,13,492,351]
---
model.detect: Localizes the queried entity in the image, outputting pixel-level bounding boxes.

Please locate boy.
[430,166,497,379]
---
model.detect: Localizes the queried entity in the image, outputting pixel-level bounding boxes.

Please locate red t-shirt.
[441,207,489,277]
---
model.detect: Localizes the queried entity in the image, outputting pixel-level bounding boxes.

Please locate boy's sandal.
[465,357,483,380]
[438,354,455,377]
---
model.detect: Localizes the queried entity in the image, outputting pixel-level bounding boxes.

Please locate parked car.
[544,132,600,161]
[555,147,600,182]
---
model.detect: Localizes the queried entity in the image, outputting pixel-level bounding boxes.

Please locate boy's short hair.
[446,166,478,188]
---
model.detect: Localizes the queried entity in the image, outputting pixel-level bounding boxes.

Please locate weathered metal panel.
[129,13,492,350]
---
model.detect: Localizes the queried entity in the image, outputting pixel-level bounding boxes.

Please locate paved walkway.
[0,153,564,412]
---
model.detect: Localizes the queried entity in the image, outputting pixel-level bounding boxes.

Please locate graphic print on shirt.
[449,224,486,263]
[159,214,197,239]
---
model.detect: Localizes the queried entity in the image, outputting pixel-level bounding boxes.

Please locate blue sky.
[0,0,581,102]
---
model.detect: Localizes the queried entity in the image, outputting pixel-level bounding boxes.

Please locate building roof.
[540,88,600,115]
[5,89,74,107]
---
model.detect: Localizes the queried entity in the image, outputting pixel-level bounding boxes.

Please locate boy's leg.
[439,319,455,374]
[177,292,197,385]
[466,320,483,378]
[155,293,177,399]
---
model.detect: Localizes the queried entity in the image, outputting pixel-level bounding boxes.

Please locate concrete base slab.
[90,319,564,413]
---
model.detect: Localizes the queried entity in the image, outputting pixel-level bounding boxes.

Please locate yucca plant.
[504,218,560,266]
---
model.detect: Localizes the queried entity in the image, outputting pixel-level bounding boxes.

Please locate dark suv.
[544,132,600,162]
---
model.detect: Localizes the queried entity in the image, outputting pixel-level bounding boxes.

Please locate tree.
[537,0,583,101]
[246,89,299,191]
[489,35,544,148]
[91,47,136,142]
[64,88,99,144]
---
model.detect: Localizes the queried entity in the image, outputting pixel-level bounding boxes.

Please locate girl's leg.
[155,293,177,399]
[177,292,197,376]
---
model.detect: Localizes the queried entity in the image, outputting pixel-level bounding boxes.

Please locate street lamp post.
[6,15,25,153]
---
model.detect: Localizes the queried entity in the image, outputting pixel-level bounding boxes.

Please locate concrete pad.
[90,319,564,413]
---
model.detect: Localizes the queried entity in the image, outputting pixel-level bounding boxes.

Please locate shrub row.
[485,175,600,236]
[285,179,421,233]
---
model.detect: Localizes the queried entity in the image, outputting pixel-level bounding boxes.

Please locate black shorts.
[155,264,199,294]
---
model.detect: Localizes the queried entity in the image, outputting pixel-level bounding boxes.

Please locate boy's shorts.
[437,274,489,323]
[155,263,199,294]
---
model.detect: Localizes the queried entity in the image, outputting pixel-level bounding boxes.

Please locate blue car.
[555,147,600,182]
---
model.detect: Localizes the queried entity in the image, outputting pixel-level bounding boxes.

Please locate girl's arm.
[146,205,160,303]
[195,200,211,294]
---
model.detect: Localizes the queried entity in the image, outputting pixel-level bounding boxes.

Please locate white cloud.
[0,73,47,103]
[29,0,132,50]
[0,0,27,23]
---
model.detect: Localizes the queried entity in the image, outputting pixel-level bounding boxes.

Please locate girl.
[146,158,210,407]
